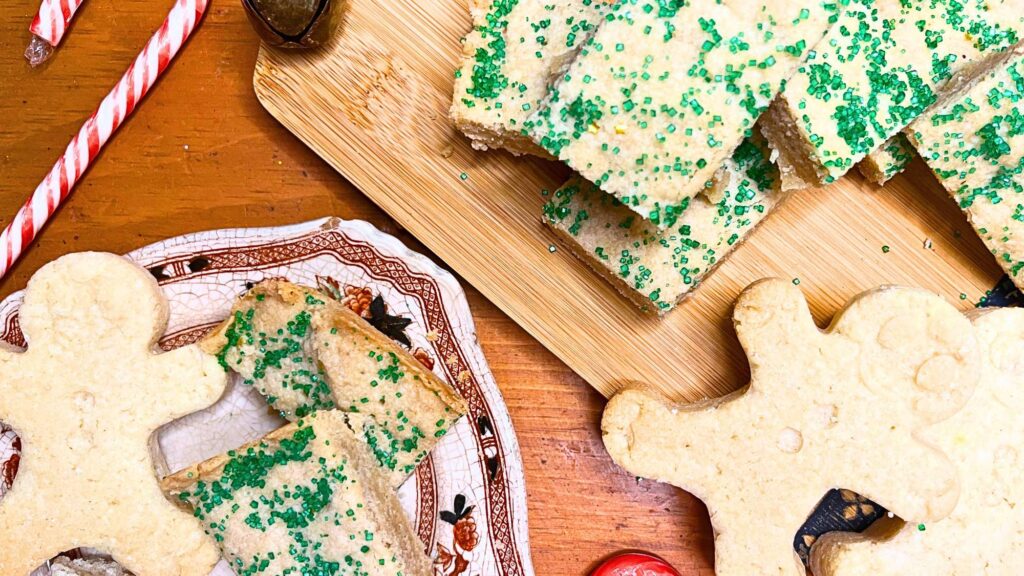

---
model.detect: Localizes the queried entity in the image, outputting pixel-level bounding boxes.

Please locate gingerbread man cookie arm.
[145,345,226,425]
[0,344,19,425]
[603,388,735,492]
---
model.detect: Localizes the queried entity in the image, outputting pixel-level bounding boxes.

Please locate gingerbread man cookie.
[602,279,980,576]
[810,308,1024,575]
[0,253,225,576]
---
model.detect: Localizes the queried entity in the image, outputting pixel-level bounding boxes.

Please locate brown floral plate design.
[0,217,534,576]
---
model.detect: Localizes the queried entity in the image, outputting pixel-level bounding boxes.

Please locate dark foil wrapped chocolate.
[242,0,343,49]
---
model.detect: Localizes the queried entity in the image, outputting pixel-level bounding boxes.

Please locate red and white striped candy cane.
[26,0,88,65]
[30,0,88,48]
[1,0,209,280]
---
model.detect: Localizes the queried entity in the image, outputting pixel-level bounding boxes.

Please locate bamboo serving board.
[253,0,1003,402]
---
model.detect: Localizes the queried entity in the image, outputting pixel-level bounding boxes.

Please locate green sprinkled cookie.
[909,43,1024,291]
[762,0,1024,189]
[451,0,614,156]
[202,280,468,488]
[527,0,836,226]
[164,411,432,576]
[544,136,783,314]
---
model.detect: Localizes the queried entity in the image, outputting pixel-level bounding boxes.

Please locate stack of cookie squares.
[165,279,469,576]
[451,0,1024,315]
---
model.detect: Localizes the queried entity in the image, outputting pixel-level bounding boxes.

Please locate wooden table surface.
[0,1,715,573]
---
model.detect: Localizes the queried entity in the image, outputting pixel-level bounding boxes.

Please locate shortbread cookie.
[762,0,1023,189]
[544,137,783,314]
[164,410,432,576]
[526,0,836,226]
[203,279,467,487]
[602,279,980,576]
[858,134,915,186]
[0,253,225,576]
[811,308,1024,576]
[451,0,613,156]
[908,43,1024,290]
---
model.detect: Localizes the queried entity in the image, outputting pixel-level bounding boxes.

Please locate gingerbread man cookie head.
[19,252,168,351]
[810,307,1024,576]
[602,279,979,576]
[0,252,225,576]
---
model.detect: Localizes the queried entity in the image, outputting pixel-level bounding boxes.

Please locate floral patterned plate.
[0,217,534,576]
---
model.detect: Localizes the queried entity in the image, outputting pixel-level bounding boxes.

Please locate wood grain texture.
[253,0,1004,403]
[0,1,716,573]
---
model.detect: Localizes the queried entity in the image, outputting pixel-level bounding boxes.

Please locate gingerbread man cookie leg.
[0,253,225,576]
[810,307,1024,576]
[0,488,54,575]
[602,279,980,576]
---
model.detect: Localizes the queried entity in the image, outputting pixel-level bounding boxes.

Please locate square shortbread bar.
[544,137,783,314]
[527,0,835,227]
[762,0,1024,189]
[908,43,1024,289]
[451,0,613,156]
[164,411,432,576]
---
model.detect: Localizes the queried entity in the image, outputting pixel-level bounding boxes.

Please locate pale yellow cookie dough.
[527,0,836,226]
[451,0,614,156]
[908,44,1024,290]
[602,279,980,576]
[0,252,225,576]
[811,308,1024,576]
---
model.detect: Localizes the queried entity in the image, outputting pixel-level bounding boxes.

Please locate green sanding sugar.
[910,46,1024,291]
[452,0,613,152]
[527,1,837,226]
[860,133,916,185]
[175,414,426,576]
[770,0,1024,183]
[213,283,466,490]
[543,137,784,314]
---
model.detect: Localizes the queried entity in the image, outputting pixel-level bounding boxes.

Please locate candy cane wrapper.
[3,0,209,279]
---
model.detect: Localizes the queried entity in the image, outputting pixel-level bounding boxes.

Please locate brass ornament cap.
[242,0,343,49]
